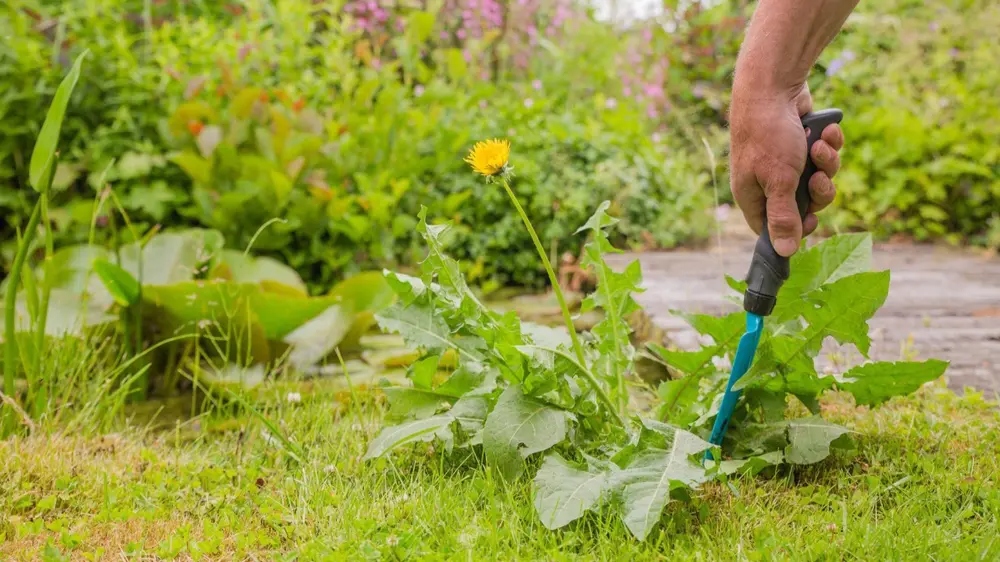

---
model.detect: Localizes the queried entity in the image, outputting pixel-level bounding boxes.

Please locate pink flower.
[524,98,534,108]
[532,79,543,90]
[414,85,425,97]
[605,97,618,110]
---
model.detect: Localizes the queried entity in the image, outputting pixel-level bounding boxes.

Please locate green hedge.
[0,2,714,291]
[816,0,1000,244]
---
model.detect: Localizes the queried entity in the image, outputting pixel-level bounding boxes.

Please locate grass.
[1,375,998,561]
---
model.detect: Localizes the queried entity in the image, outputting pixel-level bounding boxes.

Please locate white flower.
[286,392,302,404]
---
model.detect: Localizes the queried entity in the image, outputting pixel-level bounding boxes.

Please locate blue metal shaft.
[705,312,763,461]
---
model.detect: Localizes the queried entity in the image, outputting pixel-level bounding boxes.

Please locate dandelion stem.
[501,179,624,427]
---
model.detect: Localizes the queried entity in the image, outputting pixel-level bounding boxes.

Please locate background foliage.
[2,0,997,292]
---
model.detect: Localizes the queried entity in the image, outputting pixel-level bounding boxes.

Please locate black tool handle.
[743,109,844,316]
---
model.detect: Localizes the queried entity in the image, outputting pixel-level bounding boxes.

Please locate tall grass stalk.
[3,201,42,434]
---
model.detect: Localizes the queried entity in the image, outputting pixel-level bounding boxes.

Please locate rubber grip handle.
[743,108,844,316]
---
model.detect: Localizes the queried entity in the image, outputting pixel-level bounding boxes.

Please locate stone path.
[608,227,1000,397]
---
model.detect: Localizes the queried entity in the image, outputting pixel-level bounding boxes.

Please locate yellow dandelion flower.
[464,138,511,180]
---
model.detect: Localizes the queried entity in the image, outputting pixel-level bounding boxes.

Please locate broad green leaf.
[170,152,213,184]
[737,333,829,395]
[656,378,703,426]
[40,245,110,292]
[800,271,890,356]
[328,271,395,313]
[483,386,570,481]
[773,234,874,320]
[38,245,115,310]
[436,360,495,397]
[534,453,610,530]
[835,359,948,406]
[717,450,784,476]
[0,289,116,339]
[119,230,223,286]
[612,424,711,540]
[383,387,453,420]
[93,259,141,306]
[375,303,485,362]
[141,282,271,363]
[282,304,354,368]
[363,415,454,461]
[216,249,307,295]
[29,50,88,191]
[784,417,851,465]
[408,355,440,389]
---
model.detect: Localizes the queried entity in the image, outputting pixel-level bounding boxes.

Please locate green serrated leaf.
[534,453,611,530]
[800,271,889,356]
[835,359,948,406]
[576,201,643,410]
[483,386,570,481]
[784,417,851,464]
[375,303,484,362]
[612,424,710,540]
[29,50,88,191]
[773,234,876,321]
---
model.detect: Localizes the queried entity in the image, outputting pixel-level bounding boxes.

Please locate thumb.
[760,168,803,257]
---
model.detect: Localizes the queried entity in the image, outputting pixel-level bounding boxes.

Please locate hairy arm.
[729,0,859,256]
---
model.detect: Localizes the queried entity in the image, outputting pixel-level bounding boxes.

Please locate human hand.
[729,82,844,257]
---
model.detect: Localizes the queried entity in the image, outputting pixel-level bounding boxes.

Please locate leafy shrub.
[815,0,1000,243]
[1,1,715,290]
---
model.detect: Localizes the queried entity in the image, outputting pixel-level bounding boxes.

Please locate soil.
[607,219,1000,398]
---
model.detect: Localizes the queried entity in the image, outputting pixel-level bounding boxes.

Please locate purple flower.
[692,83,705,99]
[643,83,664,98]
[714,204,731,222]
[929,21,940,32]
[826,58,845,77]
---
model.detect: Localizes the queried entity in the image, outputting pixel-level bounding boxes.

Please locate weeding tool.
[706,109,844,461]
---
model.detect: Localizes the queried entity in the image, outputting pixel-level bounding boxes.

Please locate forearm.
[734,0,859,99]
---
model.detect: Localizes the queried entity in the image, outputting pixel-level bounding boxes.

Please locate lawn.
[2,378,997,561]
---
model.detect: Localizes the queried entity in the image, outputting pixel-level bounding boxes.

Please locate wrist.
[732,54,806,107]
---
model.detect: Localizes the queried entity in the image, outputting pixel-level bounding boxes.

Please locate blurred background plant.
[2,0,997,295]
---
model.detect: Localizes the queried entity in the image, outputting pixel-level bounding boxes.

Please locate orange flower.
[292,98,306,112]
[187,120,204,135]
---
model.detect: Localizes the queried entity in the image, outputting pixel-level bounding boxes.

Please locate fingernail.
[774,237,798,257]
